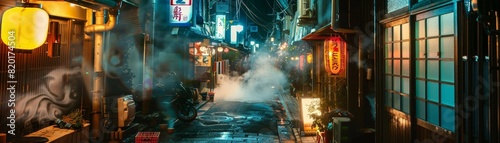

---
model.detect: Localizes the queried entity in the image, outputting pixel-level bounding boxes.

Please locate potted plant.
[307,99,336,143]
[55,109,88,130]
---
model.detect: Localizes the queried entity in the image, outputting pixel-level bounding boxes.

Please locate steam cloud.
[15,67,82,127]
[214,53,288,102]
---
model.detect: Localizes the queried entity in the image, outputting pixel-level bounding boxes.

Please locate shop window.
[416,80,426,98]
[402,59,410,76]
[384,22,410,114]
[427,103,440,125]
[441,106,455,131]
[441,61,454,82]
[394,93,401,110]
[427,60,439,80]
[414,12,455,132]
[416,60,425,78]
[394,76,401,92]
[416,99,426,119]
[427,81,439,102]
[441,37,454,58]
[402,95,410,113]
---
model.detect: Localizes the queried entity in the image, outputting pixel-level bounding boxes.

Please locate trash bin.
[192,88,200,104]
[201,92,208,101]
[208,92,215,102]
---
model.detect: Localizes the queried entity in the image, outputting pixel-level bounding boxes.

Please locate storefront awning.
[302,24,357,41]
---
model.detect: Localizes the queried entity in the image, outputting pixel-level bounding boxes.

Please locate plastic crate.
[135,132,160,143]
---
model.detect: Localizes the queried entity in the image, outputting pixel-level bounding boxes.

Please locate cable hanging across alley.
[240,1,272,29]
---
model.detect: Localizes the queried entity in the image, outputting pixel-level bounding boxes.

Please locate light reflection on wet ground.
[159,101,283,142]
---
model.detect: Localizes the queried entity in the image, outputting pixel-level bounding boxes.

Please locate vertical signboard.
[169,0,193,26]
[301,98,321,135]
[215,15,226,39]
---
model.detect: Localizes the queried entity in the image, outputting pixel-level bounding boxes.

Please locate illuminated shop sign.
[215,15,226,39]
[301,98,321,135]
[324,36,346,76]
[230,25,243,44]
[169,0,193,26]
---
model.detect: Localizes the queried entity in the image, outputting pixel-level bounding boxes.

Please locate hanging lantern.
[1,3,49,50]
[324,35,346,75]
[306,53,313,64]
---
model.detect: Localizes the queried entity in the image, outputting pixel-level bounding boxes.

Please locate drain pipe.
[85,7,120,139]
[84,9,119,34]
[142,0,156,115]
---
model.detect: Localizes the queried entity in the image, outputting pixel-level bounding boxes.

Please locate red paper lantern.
[324,36,346,75]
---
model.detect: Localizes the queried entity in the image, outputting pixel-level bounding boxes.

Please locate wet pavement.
[154,100,285,143]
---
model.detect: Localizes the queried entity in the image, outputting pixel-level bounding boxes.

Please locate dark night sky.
[240,0,278,43]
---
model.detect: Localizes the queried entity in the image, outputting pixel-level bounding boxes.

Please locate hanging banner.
[169,0,193,26]
[324,36,346,76]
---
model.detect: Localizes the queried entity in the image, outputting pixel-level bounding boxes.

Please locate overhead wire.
[241,1,272,26]
[265,0,273,10]
[275,0,293,17]
[241,7,270,31]
[246,0,270,16]
[234,0,241,20]
[240,1,272,31]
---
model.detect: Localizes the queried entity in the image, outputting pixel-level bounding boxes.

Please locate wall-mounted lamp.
[1,2,49,51]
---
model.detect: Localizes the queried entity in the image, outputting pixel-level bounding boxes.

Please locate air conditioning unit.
[332,117,351,143]
[282,15,292,34]
[117,95,136,127]
[297,0,315,26]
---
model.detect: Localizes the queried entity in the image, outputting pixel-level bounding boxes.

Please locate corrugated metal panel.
[106,3,141,89]
[416,124,455,143]
[0,17,83,136]
[114,3,141,35]
[383,108,411,143]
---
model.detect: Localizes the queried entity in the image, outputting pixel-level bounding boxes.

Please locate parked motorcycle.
[158,71,197,122]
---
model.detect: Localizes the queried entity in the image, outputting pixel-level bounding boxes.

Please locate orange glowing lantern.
[1,3,49,50]
[324,36,346,75]
[306,53,313,64]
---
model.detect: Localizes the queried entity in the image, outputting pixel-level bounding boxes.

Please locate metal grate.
[0,17,85,136]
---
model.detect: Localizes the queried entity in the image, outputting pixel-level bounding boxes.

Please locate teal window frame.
[384,23,411,114]
[414,12,456,132]
[383,10,456,132]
